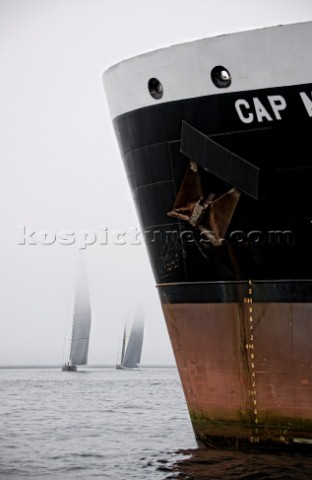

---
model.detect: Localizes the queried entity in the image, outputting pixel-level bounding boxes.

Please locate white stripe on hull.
[103,21,312,118]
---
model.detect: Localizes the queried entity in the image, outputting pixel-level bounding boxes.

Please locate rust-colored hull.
[162,299,312,448]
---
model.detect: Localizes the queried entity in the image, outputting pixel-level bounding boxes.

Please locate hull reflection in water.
[162,448,312,479]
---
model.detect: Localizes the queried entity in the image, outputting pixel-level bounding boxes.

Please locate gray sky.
[1,0,311,366]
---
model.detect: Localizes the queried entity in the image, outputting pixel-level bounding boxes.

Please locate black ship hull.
[104,22,312,448]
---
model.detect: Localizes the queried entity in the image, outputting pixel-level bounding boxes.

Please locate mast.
[120,324,127,365]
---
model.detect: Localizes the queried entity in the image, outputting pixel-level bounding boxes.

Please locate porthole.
[211,66,231,88]
[148,77,163,100]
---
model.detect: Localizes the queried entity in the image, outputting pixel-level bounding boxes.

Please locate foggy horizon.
[1,0,311,366]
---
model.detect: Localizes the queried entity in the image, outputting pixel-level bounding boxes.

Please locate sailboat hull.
[61,365,77,372]
[116,364,140,371]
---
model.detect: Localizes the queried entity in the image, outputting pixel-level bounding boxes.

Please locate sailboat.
[116,314,144,370]
[62,261,92,372]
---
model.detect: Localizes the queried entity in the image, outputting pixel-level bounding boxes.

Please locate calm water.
[1,367,312,479]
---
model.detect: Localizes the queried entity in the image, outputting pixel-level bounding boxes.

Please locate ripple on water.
[2,368,312,479]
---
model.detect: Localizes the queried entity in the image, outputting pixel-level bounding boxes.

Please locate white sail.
[69,260,92,366]
[120,323,127,365]
[120,314,144,369]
